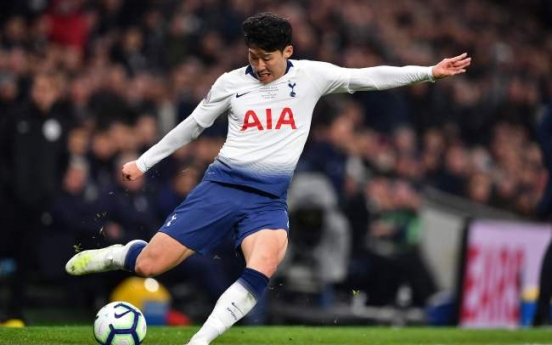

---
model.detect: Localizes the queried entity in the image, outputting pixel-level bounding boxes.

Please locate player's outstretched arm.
[125,115,206,179]
[343,53,471,92]
[431,52,471,79]
[121,161,144,181]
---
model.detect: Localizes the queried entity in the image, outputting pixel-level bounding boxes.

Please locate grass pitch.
[1,326,552,345]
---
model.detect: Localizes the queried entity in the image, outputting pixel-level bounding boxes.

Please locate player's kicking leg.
[65,233,194,276]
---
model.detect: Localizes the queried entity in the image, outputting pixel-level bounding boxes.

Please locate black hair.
[242,12,292,52]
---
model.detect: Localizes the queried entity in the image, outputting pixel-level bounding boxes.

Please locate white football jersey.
[138,59,434,198]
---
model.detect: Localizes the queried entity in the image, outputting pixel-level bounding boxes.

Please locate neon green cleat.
[65,244,123,276]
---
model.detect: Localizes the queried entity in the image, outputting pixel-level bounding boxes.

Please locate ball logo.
[114,303,137,319]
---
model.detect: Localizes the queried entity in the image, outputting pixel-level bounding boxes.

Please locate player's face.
[248,45,293,84]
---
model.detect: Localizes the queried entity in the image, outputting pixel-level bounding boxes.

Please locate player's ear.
[283,45,293,59]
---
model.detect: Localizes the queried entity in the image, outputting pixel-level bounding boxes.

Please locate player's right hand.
[121,160,144,181]
[431,52,471,79]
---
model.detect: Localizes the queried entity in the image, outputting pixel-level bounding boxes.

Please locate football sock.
[121,240,148,272]
[238,268,270,300]
[188,268,269,345]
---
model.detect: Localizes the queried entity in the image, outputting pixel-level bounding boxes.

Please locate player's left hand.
[431,52,471,79]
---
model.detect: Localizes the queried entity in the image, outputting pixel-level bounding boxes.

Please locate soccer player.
[66,12,471,344]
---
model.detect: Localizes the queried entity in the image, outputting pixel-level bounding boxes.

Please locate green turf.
[1,326,552,345]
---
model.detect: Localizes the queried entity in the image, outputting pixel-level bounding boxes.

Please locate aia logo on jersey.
[241,108,297,131]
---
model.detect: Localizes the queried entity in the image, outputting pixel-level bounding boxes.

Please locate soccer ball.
[93,301,147,345]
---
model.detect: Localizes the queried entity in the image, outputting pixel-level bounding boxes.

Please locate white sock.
[111,240,147,269]
[188,281,258,345]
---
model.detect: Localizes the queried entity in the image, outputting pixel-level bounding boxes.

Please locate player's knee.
[253,254,280,277]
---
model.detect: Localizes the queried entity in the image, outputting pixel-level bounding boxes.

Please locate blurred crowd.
[1,0,552,323]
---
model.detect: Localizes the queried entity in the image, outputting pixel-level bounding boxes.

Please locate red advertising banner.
[459,220,552,328]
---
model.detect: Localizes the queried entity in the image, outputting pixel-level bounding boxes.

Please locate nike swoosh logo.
[236,91,250,98]
[114,311,131,318]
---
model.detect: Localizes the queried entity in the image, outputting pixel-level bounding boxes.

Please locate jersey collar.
[245,60,294,79]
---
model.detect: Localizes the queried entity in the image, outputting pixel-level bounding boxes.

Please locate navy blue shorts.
[159,181,289,255]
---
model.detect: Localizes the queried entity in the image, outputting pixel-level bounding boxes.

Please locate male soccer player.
[66,12,471,344]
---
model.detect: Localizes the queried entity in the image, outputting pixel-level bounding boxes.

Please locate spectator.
[87,128,117,190]
[50,156,101,255]
[155,164,202,222]
[344,177,436,308]
[45,0,89,53]
[434,143,471,197]
[302,114,355,205]
[0,71,73,324]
